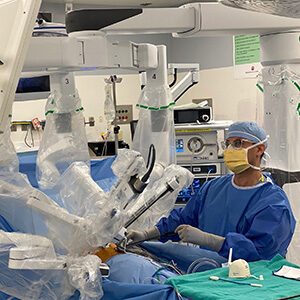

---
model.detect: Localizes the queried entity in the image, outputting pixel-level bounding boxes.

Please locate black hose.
[169,68,177,88]
[141,144,156,183]
[145,144,155,168]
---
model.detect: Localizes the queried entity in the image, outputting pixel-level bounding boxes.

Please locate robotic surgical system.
[0,0,300,298]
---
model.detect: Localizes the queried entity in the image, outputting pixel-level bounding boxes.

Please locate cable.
[205,169,212,182]
[190,149,195,195]
[169,68,177,88]
[141,144,156,182]
[31,126,34,147]
[24,126,34,148]
[145,144,154,168]
[24,127,30,148]
[123,145,156,204]
[187,258,220,274]
[160,260,183,276]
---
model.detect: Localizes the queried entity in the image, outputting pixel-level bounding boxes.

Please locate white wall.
[175,67,261,122]
[11,99,46,152]
[11,66,261,152]
[74,73,141,145]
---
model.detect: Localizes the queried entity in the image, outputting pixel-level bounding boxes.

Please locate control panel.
[116,105,133,125]
[175,130,218,162]
[177,178,201,203]
[175,161,228,206]
[175,121,232,206]
[180,163,225,175]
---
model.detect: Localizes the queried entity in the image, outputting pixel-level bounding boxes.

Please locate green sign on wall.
[234,35,260,66]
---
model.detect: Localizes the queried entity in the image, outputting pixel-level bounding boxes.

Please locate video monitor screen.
[16,76,50,94]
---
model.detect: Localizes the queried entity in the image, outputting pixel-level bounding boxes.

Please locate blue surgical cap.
[226,121,268,148]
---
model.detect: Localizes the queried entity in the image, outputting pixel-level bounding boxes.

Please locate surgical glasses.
[221,138,254,150]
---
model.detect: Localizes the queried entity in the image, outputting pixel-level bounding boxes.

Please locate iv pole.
[104,75,122,155]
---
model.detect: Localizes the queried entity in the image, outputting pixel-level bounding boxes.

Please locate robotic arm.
[0,0,42,133]
[2,2,300,133]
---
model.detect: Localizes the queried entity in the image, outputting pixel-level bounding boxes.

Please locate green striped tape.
[136,102,175,110]
[256,83,264,93]
[45,107,84,116]
[291,80,300,92]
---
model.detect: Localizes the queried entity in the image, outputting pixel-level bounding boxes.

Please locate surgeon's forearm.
[144,226,160,240]
[156,208,188,235]
[198,232,225,252]
[218,233,261,261]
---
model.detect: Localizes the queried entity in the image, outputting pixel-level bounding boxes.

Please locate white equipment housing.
[259,31,300,266]
[0,0,42,133]
[2,2,300,133]
[98,3,300,36]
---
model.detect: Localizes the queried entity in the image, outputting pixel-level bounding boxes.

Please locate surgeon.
[127,121,296,262]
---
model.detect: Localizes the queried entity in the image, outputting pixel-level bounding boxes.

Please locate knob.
[202,114,210,122]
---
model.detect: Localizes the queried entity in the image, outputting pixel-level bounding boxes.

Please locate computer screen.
[15,76,50,101]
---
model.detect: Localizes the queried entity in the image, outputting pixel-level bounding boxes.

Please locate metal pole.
[104,75,122,156]
[111,75,119,155]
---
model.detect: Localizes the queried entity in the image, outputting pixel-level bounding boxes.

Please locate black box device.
[174,107,212,124]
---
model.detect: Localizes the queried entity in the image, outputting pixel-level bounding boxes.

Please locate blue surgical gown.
[156,174,296,262]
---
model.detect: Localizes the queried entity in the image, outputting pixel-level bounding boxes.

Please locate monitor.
[15,75,50,101]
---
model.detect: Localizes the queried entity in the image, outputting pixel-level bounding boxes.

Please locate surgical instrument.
[209,276,262,287]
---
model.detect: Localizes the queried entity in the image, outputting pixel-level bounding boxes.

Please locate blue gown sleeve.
[219,205,295,261]
[155,183,206,243]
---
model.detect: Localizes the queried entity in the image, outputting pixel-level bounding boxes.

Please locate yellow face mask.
[223,147,251,174]
[223,144,261,174]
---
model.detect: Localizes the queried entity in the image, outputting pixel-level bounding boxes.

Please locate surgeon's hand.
[126,230,146,243]
[126,226,160,244]
[175,225,225,252]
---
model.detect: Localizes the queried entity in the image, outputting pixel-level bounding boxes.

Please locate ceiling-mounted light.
[220,0,300,19]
